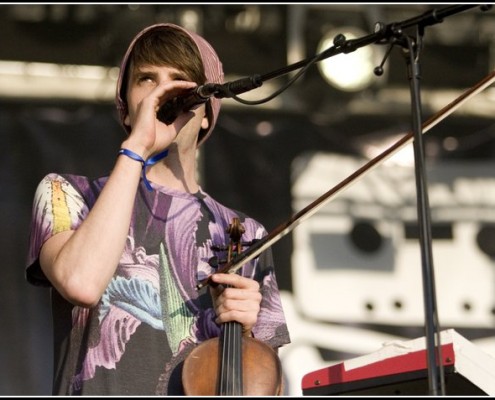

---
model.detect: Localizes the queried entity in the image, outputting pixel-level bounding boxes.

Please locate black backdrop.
[1,100,125,395]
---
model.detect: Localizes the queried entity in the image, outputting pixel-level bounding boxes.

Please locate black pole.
[400,31,445,395]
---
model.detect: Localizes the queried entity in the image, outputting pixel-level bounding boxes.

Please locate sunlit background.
[1,3,495,395]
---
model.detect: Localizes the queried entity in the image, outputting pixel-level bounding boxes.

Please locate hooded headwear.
[115,23,224,147]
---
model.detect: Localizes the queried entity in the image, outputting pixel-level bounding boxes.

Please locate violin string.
[219,218,245,395]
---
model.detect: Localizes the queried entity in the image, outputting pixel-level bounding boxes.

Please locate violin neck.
[218,320,243,395]
[217,217,246,395]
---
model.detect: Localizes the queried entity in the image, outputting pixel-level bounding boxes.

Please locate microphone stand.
[400,30,445,396]
[211,5,487,104]
[207,5,492,395]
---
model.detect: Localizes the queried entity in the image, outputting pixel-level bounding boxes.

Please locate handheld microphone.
[156,75,263,125]
[157,83,218,125]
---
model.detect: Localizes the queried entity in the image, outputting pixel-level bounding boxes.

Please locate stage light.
[316,26,379,92]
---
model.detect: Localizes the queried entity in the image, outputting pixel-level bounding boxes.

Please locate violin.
[182,217,283,395]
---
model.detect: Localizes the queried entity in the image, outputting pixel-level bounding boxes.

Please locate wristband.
[118,148,169,191]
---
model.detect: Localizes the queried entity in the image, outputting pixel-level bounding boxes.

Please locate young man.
[26,23,290,395]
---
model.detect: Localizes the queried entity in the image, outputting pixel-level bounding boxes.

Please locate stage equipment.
[316,26,378,92]
[301,329,495,396]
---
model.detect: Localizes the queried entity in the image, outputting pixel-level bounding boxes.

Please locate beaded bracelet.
[118,148,169,191]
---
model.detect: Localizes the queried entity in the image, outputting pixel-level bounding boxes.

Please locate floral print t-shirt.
[26,173,290,395]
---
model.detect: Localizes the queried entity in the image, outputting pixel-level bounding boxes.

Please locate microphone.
[156,75,263,125]
[157,83,218,125]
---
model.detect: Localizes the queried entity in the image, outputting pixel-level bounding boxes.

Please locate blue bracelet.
[118,148,169,191]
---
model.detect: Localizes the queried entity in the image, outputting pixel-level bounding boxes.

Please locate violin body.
[182,334,283,396]
[182,217,283,396]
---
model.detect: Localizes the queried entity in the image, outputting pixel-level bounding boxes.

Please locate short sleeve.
[25,173,89,286]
